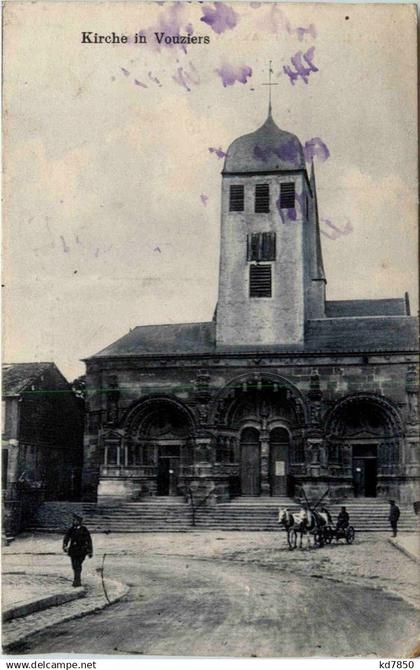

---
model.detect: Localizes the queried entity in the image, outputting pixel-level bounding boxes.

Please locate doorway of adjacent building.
[352,444,377,497]
[240,427,261,496]
[157,445,180,496]
[269,428,290,496]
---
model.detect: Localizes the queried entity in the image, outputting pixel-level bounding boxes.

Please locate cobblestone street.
[3,530,419,657]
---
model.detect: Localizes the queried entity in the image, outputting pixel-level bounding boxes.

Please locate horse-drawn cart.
[279,488,355,549]
[323,524,355,545]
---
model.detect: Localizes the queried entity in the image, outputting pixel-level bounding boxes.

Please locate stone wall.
[82,353,419,504]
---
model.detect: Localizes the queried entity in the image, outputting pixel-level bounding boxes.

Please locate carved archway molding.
[121,394,197,436]
[209,372,308,426]
[324,392,403,439]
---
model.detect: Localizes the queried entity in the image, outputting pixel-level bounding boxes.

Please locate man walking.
[63,514,93,587]
[389,500,400,538]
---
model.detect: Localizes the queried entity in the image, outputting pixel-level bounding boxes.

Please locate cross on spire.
[262,60,278,117]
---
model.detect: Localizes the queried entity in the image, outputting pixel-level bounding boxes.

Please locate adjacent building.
[2,362,84,532]
[81,110,419,506]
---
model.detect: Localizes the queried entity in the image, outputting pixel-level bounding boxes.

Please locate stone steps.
[27,499,419,533]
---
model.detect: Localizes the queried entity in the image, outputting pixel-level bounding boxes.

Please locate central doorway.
[269,428,290,496]
[352,444,377,497]
[240,427,260,496]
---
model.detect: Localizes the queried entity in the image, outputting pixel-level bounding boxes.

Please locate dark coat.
[389,505,400,524]
[337,511,350,525]
[63,525,93,557]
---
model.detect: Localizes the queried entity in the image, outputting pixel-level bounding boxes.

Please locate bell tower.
[215,106,326,349]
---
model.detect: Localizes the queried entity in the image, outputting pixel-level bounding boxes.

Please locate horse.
[278,508,305,549]
[298,506,332,547]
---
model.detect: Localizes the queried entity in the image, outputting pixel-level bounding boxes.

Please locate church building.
[81,108,419,506]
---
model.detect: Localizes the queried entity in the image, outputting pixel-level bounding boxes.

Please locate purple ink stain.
[153,246,162,253]
[320,218,353,240]
[173,62,200,91]
[275,191,304,221]
[134,79,148,88]
[274,138,302,168]
[121,67,130,77]
[60,236,70,253]
[296,24,317,41]
[173,67,191,91]
[216,64,252,87]
[275,196,285,222]
[148,71,162,86]
[253,144,271,162]
[209,147,227,159]
[140,5,196,53]
[269,6,317,42]
[304,137,330,163]
[200,194,209,206]
[253,138,302,168]
[200,3,239,34]
[284,47,318,86]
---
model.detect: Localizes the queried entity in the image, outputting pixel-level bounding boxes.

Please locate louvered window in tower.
[249,264,272,298]
[229,185,244,212]
[247,232,276,261]
[255,184,270,213]
[280,182,295,209]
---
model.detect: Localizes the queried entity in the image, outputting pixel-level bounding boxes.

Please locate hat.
[73,514,83,522]
[389,500,395,505]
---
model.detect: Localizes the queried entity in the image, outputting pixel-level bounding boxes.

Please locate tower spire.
[262,60,278,118]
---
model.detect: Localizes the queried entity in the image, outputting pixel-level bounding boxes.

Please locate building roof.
[223,113,306,174]
[91,322,216,358]
[2,362,62,396]
[305,316,418,352]
[325,298,408,318]
[88,314,418,359]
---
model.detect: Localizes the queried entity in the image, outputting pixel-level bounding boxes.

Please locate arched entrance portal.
[326,395,402,498]
[123,398,194,497]
[240,428,260,495]
[269,428,291,496]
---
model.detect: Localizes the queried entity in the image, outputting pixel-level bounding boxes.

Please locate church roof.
[325,298,409,318]
[88,314,418,359]
[305,316,418,352]
[223,113,306,174]
[91,322,216,358]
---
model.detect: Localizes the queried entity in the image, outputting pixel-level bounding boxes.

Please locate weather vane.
[262,60,278,116]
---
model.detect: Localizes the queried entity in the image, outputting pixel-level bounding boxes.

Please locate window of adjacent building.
[255,184,270,213]
[229,184,244,212]
[280,182,295,209]
[247,232,276,262]
[249,264,272,298]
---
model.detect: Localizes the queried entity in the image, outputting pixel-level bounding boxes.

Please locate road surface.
[19,549,417,657]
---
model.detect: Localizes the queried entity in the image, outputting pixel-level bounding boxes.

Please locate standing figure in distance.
[63,514,93,587]
[389,500,400,538]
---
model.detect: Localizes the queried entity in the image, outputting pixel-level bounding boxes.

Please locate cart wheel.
[346,526,355,544]
[287,528,297,550]
[325,528,333,544]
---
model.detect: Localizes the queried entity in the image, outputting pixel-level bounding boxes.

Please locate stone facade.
[82,353,419,505]
[81,111,419,507]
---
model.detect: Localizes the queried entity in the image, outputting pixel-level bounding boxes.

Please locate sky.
[3,1,418,381]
